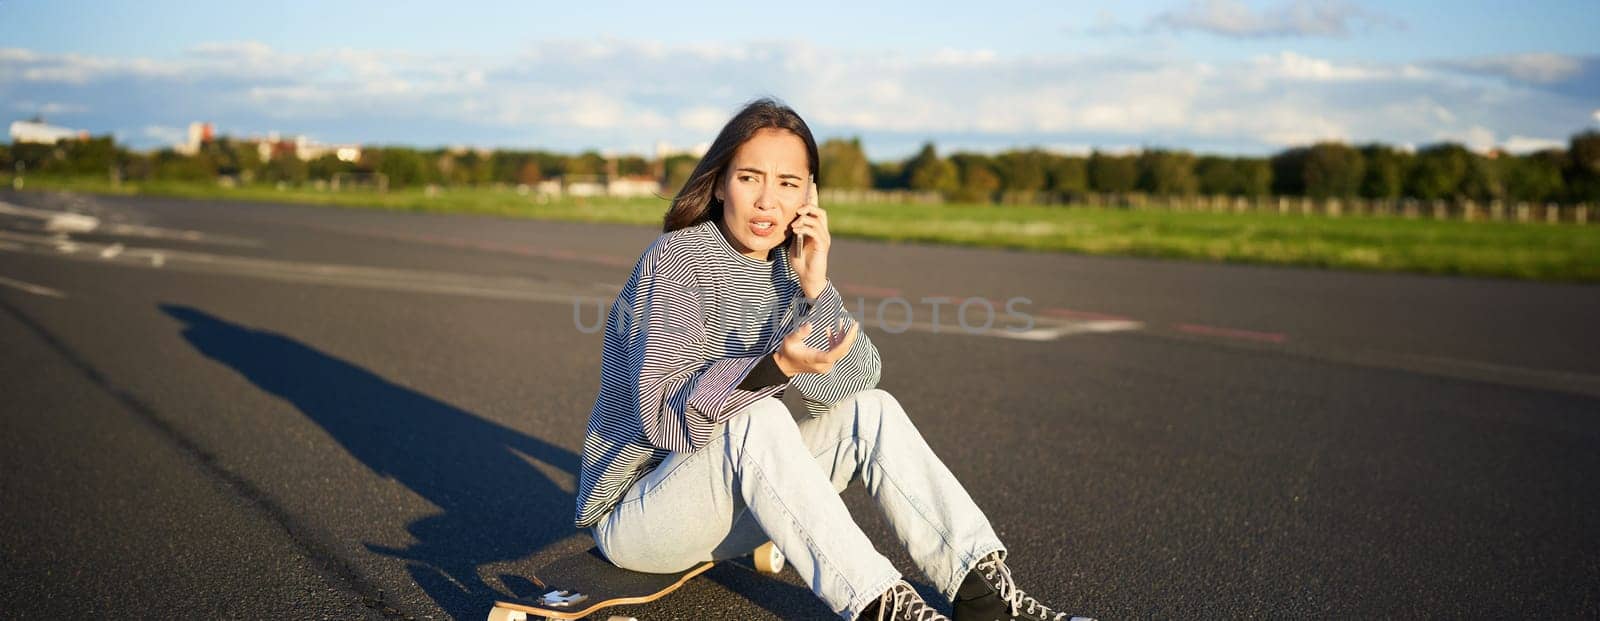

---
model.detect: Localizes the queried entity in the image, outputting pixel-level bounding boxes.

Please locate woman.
[575,98,1093,621]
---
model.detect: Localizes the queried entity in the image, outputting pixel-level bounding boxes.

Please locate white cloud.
[1436,125,1497,153]
[186,41,275,60]
[142,125,186,145]
[12,100,89,115]
[1502,136,1564,154]
[1149,0,1402,38]
[1442,53,1585,84]
[929,48,998,66]
[0,40,1588,157]
[1248,51,1389,81]
[677,106,728,132]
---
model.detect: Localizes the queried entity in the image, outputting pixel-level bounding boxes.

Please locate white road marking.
[848,316,1143,341]
[102,223,261,247]
[0,228,1141,342]
[2,200,260,247]
[45,213,100,233]
[0,275,66,298]
[995,319,1144,341]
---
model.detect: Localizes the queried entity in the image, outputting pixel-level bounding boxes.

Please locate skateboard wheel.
[754,541,785,574]
[486,607,527,621]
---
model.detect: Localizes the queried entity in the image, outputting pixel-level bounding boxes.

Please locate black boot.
[858,580,950,621]
[950,553,1096,621]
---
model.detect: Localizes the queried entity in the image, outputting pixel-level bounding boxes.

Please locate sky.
[1,0,1597,159]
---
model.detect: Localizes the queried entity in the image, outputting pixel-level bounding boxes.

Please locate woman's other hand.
[789,177,830,299]
[773,316,859,376]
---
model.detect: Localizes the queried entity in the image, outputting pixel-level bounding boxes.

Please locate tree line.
[4,129,1598,205]
[873,132,1599,205]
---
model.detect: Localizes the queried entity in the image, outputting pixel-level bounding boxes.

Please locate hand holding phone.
[792,176,814,260]
[791,175,828,299]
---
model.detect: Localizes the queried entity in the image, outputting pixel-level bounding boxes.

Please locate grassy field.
[10,176,1600,282]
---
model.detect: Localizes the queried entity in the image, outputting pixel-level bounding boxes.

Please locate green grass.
[11,176,1600,282]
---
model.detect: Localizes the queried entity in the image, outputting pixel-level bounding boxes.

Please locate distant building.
[9,119,86,144]
[248,131,361,162]
[256,132,297,161]
[607,175,663,198]
[176,121,214,155]
[534,180,562,197]
[293,135,362,162]
[566,178,607,198]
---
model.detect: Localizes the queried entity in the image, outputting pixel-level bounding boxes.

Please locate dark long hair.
[663,98,819,233]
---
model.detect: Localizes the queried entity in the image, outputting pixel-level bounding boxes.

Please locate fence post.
[1328,198,1342,218]
[1433,200,1448,220]
[1278,197,1288,215]
[1578,204,1589,225]
[1490,200,1505,221]
[1403,200,1420,219]
[1516,202,1531,223]
[1464,201,1478,222]
[1545,203,1560,224]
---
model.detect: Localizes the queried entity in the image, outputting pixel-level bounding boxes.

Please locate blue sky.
[2,0,1596,158]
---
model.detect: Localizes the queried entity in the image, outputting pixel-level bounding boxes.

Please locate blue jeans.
[592,388,1006,619]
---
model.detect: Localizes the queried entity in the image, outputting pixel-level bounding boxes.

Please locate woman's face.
[714,128,810,261]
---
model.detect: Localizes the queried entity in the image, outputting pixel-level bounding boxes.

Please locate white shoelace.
[975,556,1071,621]
[874,582,946,621]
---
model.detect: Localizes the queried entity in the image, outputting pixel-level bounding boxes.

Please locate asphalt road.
[2,189,1597,619]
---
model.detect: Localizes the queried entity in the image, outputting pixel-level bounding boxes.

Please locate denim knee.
[725,397,801,445]
[855,388,909,430]
[864,388,906,418]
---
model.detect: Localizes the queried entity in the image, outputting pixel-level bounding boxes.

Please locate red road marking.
[839,284,903,297]
[1042,307,1135,322]
[1175,323,1288,343]
[923,294,988,303]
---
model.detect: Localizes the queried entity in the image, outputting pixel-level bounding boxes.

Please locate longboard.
[488,541,785,621]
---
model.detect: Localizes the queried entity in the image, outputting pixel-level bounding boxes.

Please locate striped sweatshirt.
[574,219,882,528]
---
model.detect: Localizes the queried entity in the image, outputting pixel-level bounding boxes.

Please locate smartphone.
[792,175,814,258]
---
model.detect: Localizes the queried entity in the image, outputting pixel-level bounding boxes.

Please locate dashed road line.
[1175,323,1289,343]
[0,275,66,298]
[1043,307,1137,322]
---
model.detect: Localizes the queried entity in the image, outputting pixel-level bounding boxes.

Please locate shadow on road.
[161,304,579,619]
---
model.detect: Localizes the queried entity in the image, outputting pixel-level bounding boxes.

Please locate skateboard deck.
[488,542,784,621]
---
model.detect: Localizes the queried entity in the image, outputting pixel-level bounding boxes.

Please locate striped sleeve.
[789,280,883,418]
[624,268,787,452]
